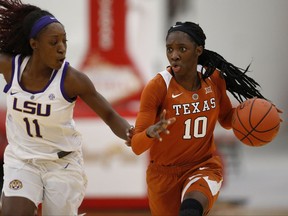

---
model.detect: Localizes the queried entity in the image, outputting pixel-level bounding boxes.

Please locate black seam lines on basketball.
[250,102,273,132]
[252,104,279,132]
[235,99,265,145]
[243,100,271,144]
[234,108,254,145]
[245,101,274,144]
[235,105,251,141]
[234,99,280,146]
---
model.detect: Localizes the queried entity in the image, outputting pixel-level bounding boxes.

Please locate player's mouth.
[171,65,181,73]
[53,57,65,69]
[58,57,65,64]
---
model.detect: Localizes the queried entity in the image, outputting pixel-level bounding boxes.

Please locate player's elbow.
[219,121,232,130]
[131,144,144,155]
[219,108,235,129]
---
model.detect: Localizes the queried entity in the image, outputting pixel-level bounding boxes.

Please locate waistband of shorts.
[148,155,212,175]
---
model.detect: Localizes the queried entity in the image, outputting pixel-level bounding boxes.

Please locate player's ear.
[30,38,38,50]
[196,45,203,57]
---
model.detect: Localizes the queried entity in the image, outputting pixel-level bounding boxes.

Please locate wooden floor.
[81,202,288,216]
[1,201,287,216]
[83,208,288,216]
[1,206,288,216]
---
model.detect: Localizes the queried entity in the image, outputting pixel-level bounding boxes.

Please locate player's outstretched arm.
[64,65,133,142]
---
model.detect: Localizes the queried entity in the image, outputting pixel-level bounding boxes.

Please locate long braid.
[0,0,52,56]
[199,49,265,103]
[167,21,265,103]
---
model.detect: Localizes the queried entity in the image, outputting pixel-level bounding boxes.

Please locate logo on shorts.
[9,179,23,190]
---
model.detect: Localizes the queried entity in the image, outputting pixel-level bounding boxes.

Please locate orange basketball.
[232,98,281,146]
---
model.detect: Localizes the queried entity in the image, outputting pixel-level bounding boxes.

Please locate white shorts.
[2,147,88,216]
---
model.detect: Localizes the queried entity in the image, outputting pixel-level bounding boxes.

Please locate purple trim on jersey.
[16,55,22,83]
[3,56,18,93]
[18,67,57,95]
[60,62,76,103]
[29,15,60,39]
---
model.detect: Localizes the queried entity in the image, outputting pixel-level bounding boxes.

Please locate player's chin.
[53,59,65,69]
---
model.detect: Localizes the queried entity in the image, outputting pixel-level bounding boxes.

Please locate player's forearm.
[131,130,154,155]
[108,116,132,141]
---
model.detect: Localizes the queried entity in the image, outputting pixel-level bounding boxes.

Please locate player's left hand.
[146,109,176,142]
[272,103,283,122]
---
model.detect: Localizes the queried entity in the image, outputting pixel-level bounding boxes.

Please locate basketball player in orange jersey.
[0,0,134,215]
[131,21,269,216]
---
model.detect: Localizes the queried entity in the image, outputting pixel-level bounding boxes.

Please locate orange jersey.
[131,67,234,166]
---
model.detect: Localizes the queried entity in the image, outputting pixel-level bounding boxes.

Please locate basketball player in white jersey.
[0,0,134,215]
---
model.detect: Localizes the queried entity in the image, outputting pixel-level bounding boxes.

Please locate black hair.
[167,21,265,103]
[0,0,53,56]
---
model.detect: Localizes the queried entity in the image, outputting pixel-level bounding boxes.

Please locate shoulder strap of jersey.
[158,69,173,91]
[3,54,22,93]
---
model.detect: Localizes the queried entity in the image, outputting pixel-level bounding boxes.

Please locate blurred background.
[0,0,287,215]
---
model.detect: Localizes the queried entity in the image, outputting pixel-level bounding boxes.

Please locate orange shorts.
[146,156,223,216]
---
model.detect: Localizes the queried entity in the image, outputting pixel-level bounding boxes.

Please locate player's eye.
[50,40,57,46]
[180,47,187,52]
[166,47,173,53]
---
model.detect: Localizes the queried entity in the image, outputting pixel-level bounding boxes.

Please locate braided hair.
[0,0,53,56]
[167,21,265,103]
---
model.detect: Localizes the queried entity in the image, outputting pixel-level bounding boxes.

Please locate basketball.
[232,98,281,147]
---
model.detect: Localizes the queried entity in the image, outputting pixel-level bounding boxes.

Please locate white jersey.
[4,54,82,160]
